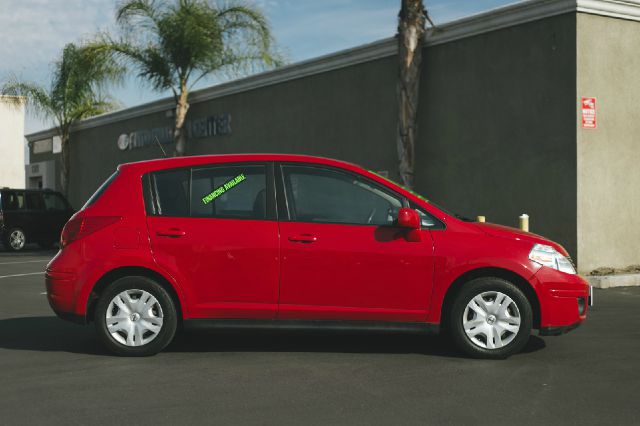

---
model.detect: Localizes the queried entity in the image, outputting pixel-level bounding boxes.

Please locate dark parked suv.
[0,188,74,251]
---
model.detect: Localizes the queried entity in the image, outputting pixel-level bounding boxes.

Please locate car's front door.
[146,163,280,319]
[277,164,435,323]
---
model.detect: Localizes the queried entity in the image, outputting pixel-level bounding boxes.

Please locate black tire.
[3,227,27,252]
[448,277,532,359]
[94,276,178,356]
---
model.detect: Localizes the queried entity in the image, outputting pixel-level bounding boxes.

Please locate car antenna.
[154,136,168,158]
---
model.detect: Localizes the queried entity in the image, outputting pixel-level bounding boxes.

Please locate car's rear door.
[146,163,280,319]
[276,163,435,322]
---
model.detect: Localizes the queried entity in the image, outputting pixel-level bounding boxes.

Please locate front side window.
[282,165,402,226]
[191,165,266,220]
[412,204,445,229]
[2,192,25,211]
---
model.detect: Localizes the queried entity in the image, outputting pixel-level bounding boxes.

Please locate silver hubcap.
[9,230,25,250]
[463,291,521,350]
[106,289,164,347]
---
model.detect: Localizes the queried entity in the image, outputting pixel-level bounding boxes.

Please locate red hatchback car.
[46,154,589,358]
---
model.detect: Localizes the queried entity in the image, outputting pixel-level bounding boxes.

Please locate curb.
[585,273,640,289]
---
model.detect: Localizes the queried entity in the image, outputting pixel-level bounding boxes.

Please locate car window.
[411,203,445,229]
[84,171,119,208]
[152,169,190,217]
[26,192,45,211]
[191,165,266,220]
[2,192,25,211]
[43,193,68,211]
[282,165,402,226]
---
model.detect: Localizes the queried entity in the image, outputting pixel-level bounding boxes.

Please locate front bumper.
[539,321,582,336]
[531,267,590,332]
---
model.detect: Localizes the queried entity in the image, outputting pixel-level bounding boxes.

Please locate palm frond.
[1,78,55,121]
[116,0,162,29]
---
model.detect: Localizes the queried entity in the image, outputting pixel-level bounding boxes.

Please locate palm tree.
[2,43,122,196]
[99,0,281,156]
[396,0,434,189]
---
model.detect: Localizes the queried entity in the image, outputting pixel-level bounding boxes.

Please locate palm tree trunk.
[174,81,190,157]
[397,0,427,190]
[60,129,71,197]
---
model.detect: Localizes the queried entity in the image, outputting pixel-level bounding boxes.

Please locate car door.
[146,163,280,319]
[42,192,73,242]
[2,190,26,232]
[24,191,47,241]
[277,163,435,323]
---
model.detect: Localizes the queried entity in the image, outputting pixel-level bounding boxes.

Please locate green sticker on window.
[201,173,246,205]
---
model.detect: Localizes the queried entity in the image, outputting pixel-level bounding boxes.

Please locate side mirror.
[397,208,421,230]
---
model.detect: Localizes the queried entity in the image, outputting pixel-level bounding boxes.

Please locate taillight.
[60,215,121,248]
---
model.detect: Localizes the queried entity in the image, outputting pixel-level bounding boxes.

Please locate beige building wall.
[0,96,26,188]
[576,13,640,273]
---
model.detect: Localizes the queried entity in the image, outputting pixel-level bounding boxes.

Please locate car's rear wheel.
[3,228,27,252]
[449,277,532,359]
[94,276,177,356]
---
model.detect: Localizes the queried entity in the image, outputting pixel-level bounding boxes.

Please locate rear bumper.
[532,267,590,329]
[51,308,86,325]
[45,268,82,322]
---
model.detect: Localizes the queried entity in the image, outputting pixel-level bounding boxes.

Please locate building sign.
[581,97,596,129]
[117,112,232,151]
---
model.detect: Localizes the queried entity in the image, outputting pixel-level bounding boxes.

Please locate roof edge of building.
[26,0,639,141]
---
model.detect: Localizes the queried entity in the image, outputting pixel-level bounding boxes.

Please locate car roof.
[119,154,364,174]
[1,188,60,193]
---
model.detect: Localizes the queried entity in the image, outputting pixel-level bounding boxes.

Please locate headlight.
[529,244,576,274]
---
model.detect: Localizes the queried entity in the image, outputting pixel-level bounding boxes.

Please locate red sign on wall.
[581,97,597,129]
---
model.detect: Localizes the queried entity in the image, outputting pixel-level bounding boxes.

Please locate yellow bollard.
[477,215,486,223]
[519,214,529,232]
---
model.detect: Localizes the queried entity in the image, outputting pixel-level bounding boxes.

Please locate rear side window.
[26,192,45,211]
[84,171,119,208]
[2,191,25,211]
[43,193,69,211]
[152,169,190,217]
[191,165,266,220]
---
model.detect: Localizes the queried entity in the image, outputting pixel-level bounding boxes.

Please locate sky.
[0,0,517,134]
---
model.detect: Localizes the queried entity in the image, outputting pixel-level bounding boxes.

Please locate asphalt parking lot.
[1,249,639,425]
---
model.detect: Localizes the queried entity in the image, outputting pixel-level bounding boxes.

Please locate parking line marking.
[0,260,49,265]
[0,272,46,279]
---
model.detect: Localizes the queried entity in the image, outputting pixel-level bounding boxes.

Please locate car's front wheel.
[3,227,27,252]
[449,277,532,359]
[94,276,177,356]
